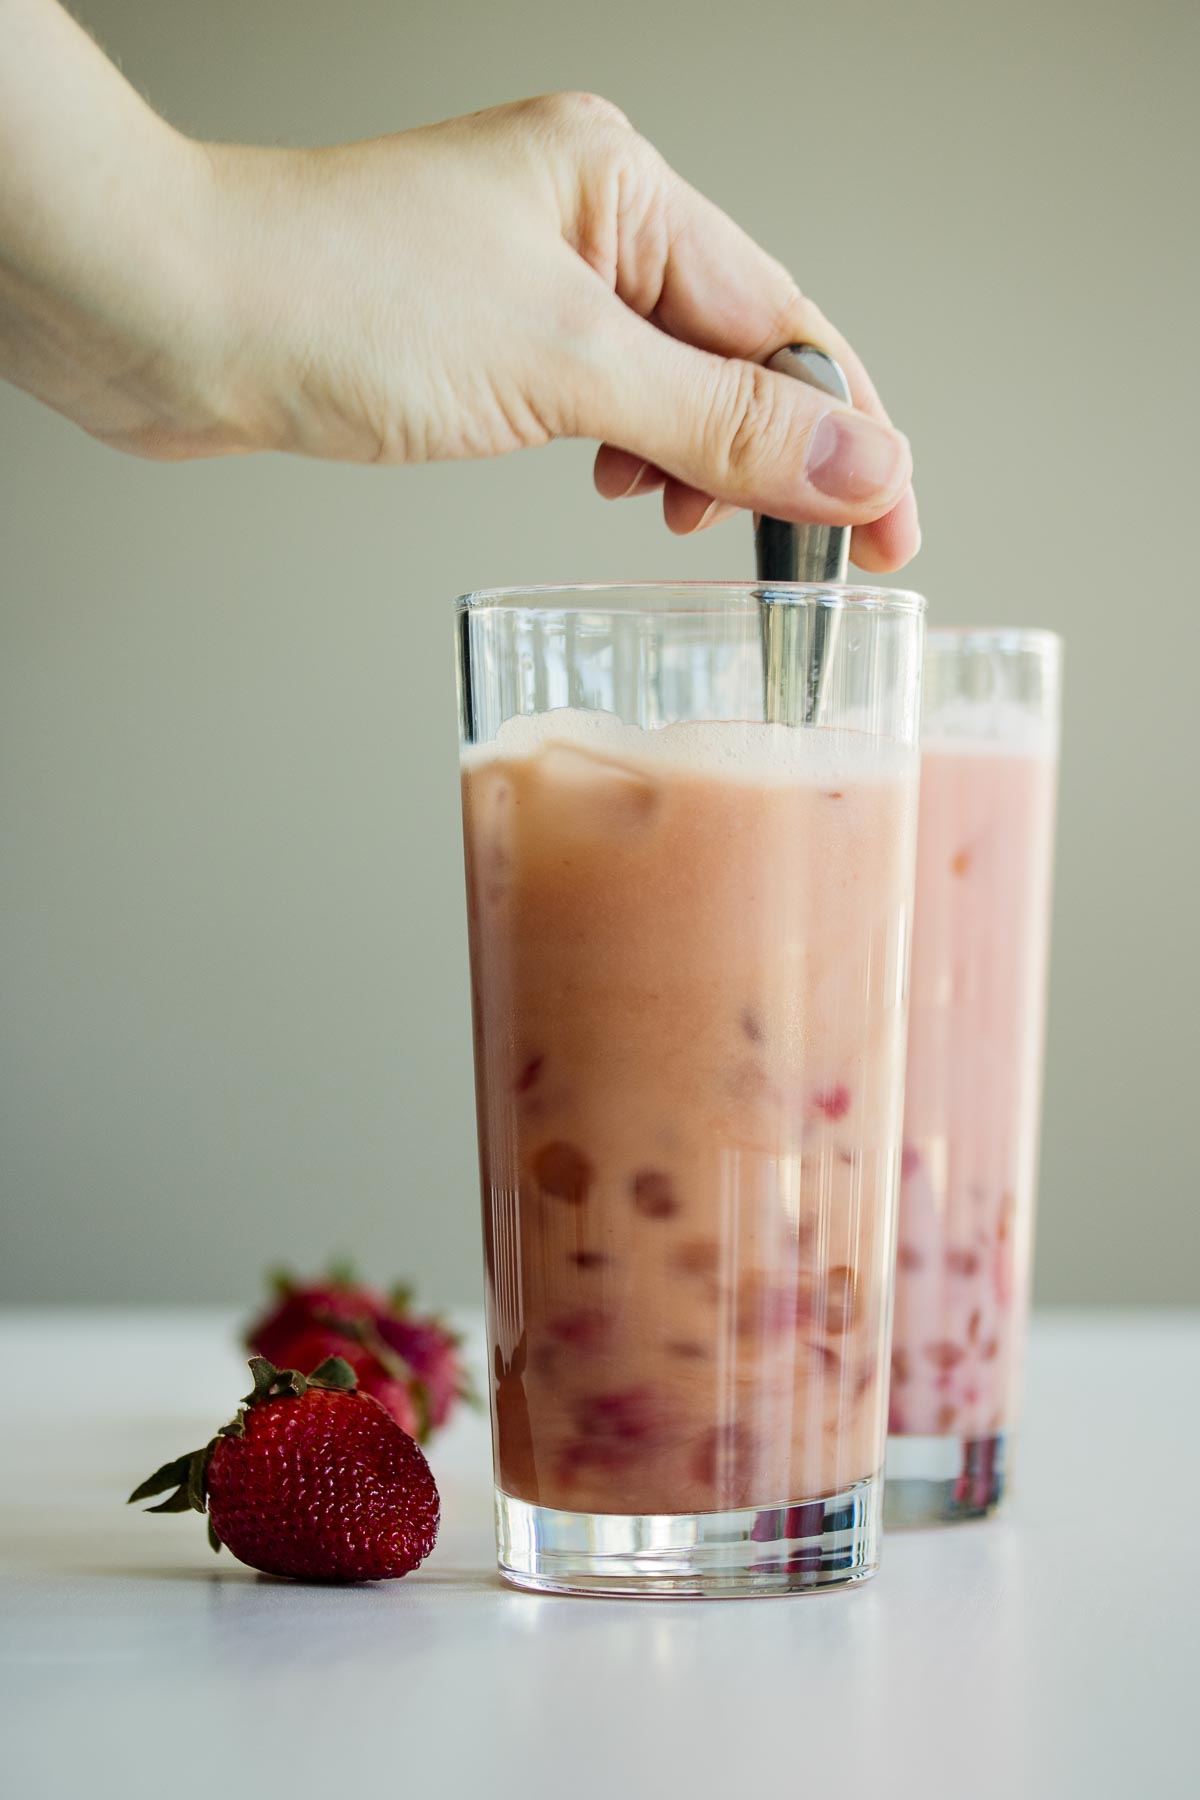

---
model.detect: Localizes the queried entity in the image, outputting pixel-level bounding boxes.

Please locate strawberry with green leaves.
[129,1356,439,1582]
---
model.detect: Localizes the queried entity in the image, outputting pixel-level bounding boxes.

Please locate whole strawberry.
[128,1356,439,1582]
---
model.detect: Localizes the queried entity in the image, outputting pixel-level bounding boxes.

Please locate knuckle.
[755,278,819,361]
[539,91,632,137]
[713,362,798,488]
[568,91,631,128]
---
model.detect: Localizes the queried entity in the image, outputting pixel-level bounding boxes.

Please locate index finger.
[598,155,917,566]
[617,164,892,426]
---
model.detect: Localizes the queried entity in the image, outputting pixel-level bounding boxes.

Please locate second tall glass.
[885,628,1062,1523]
[457,583,924,1596]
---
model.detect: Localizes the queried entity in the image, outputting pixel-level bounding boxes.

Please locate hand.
[211,95,917,568]
[0,5,917,569]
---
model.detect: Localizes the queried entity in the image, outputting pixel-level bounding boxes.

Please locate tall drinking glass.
[457,583,924,1596]
[885,628,1062,1524]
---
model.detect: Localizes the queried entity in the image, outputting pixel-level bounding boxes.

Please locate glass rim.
[455,580,925,618]
[926,625,1063,658]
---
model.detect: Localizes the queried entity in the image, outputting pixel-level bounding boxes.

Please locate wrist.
[113,125,259,458]
[189,139,313,459]
[62,124,302,462]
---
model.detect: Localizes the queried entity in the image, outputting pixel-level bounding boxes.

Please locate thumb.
[587,312,912,526]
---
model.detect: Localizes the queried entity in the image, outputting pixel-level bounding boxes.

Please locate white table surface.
[3,1307,1197,1800]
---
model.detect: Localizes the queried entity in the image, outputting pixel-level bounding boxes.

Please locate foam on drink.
[464,705,916,783]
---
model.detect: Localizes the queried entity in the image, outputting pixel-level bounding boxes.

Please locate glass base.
[883,1431,1008,1526]
[494,1477,881,1598]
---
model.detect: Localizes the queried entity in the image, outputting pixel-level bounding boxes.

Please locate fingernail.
[693,498,721,531]
[807,412,909,504]
[616,460,652,498]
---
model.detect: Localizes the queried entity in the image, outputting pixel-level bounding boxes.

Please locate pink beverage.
[886,629,1062,1523]
[457,582,925,1597]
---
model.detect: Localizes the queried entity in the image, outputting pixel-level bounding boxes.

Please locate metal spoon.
[756,345,852,725]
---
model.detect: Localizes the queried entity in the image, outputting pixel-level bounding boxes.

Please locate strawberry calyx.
[270,1257,362,1301]
[388,1281,416,1315]
[241,1353,357,1406]
[126,1355,358,1551]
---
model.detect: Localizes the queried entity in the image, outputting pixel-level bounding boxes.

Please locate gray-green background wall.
[3,0,1197,1304]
